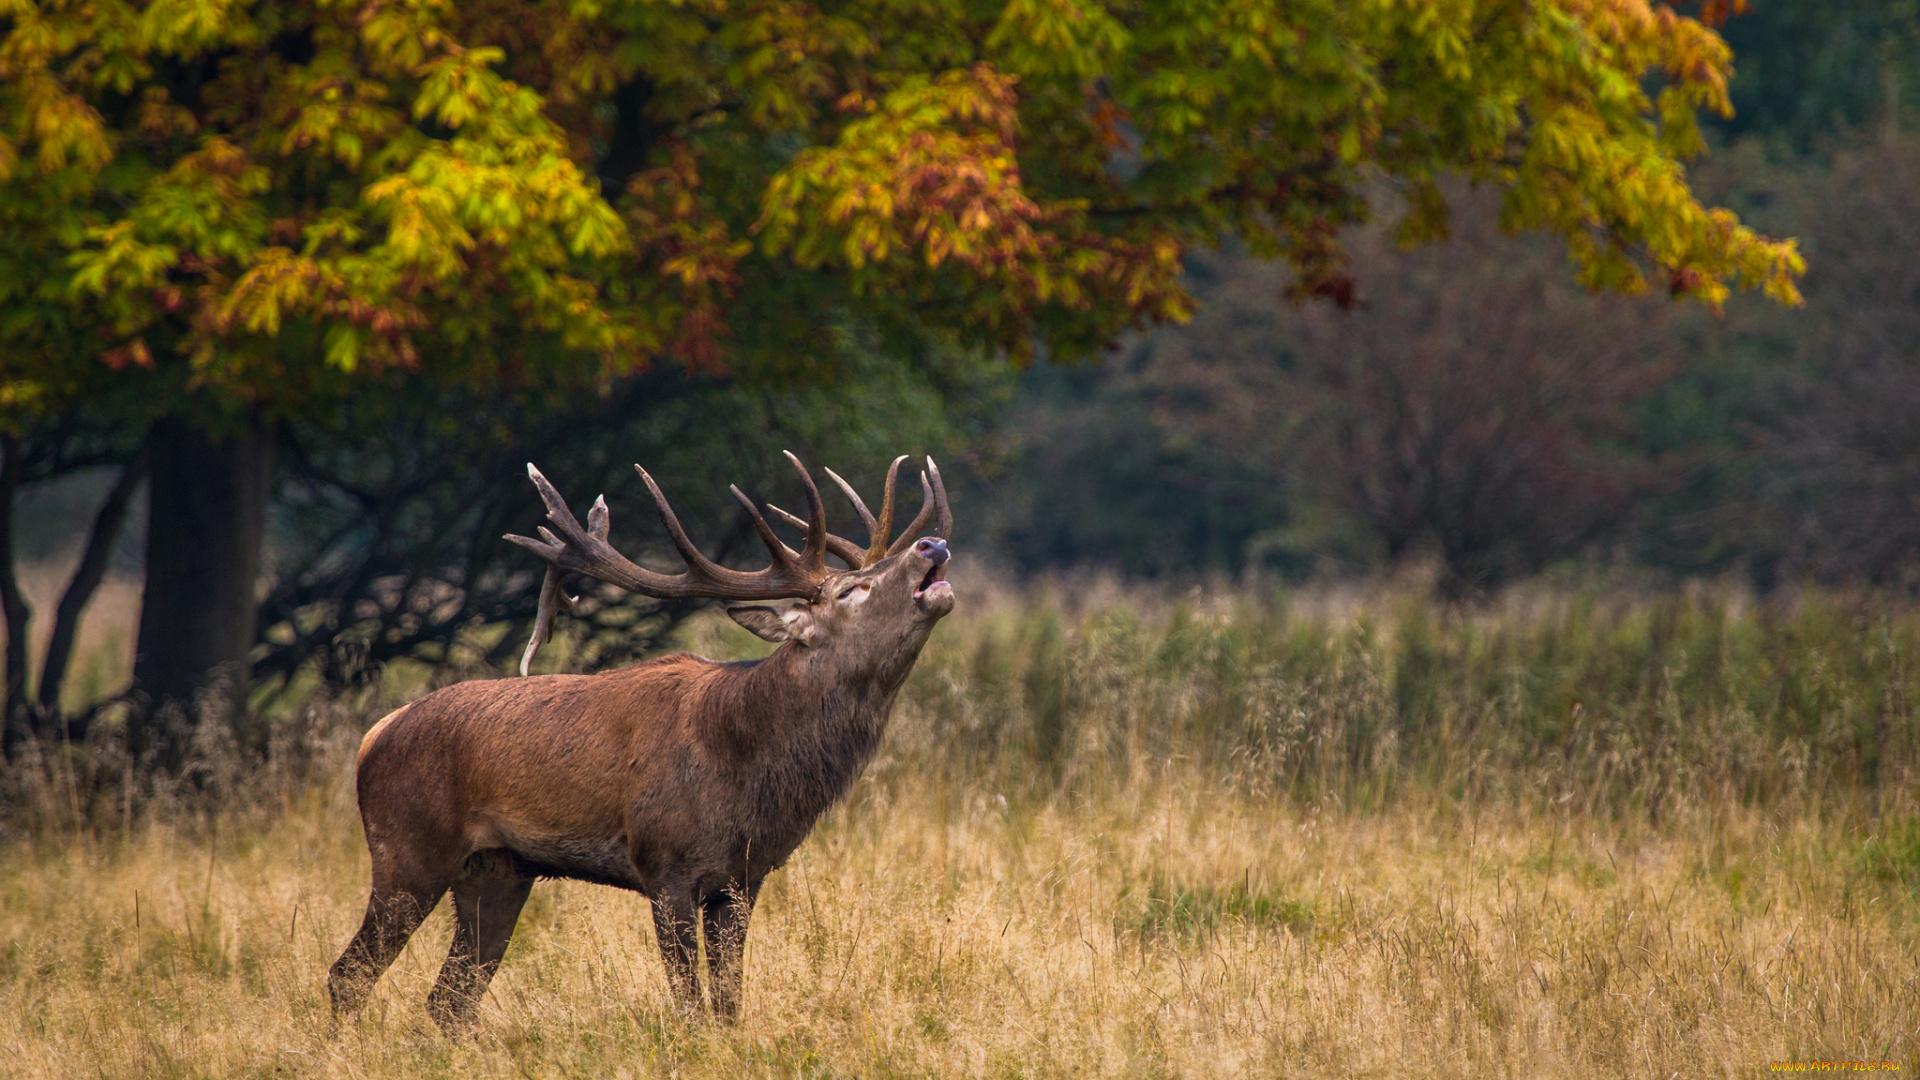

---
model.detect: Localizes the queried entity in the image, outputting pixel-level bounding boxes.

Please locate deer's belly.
[492,828,645,890]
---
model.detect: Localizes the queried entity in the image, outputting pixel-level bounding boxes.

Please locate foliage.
[1186,190,1681,593]
[980,124,1920,589]
[987,191,1684,589]
[1610,129,1920,585]
[0,0,1825,716]
[893,582,1920,809]
[0,0,1804,428]
[0,0,629,423]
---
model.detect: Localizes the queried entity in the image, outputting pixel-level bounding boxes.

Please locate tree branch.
[37,446,149,720]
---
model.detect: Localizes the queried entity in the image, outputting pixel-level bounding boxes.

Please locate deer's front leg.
[701,881,760,1022]
[649,886,702,1013]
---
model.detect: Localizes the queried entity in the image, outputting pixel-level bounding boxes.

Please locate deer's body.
[329,453,953,1030]
[355,648,904,896]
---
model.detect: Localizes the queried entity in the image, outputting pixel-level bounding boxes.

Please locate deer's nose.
[915,538,949,566]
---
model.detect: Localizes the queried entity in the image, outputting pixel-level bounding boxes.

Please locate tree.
[2,0,1802,749]
[1107,190,1680,593]
[978,352,1294,578]
[1272,199,1682,594]
[1,1,629,754]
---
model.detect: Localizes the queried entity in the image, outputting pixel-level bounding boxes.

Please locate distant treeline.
[976,124,1920,593]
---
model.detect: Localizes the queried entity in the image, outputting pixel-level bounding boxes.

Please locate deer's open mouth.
[916,560,946,593]
[913,559,952,610]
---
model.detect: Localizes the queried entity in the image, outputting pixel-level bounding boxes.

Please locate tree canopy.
[2,0,1804,425]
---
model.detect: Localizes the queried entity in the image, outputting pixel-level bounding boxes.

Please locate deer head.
[505,452,954,676]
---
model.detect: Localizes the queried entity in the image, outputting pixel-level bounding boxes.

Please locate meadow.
[1,574,1916,1078]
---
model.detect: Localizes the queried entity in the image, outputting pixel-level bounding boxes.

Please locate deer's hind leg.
[427,851,533,1034]
[328,861,453,1018]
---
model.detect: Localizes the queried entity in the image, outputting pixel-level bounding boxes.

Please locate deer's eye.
[837,583,871,601]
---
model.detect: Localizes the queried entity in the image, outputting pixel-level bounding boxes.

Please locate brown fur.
[328,537,955,1029]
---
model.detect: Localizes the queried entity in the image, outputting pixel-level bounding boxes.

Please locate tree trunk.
[131,416,274,765]
[0,435,33,750]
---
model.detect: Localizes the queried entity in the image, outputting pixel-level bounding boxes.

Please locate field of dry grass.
[2,580,1917,1078]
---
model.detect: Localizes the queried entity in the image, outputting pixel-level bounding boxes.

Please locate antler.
[768,456,952,568]
[517,494,608,677]
[507,451,833,674]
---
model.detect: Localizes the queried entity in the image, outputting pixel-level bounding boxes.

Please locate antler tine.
[782,451,829,572]
[731,485,803,565]
[586,494,609,541]
[822,467,877,534]
[871,456,908,564]
[509,467,653,674]
[634,464,731,579]
[508,467,687,595]
[885,469,939,557]
[508,457,847,674]
[507,453,938,674]
[826,456,907,566]
[507,460,834,674]
[524,463,588,540]
[521,566,575,676]
[768,503,867,567]
[927,456,952,539]
[630,461,828,596]
[519,492,605,675]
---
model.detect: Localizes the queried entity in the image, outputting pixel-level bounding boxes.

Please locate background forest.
[992,64,1920,591]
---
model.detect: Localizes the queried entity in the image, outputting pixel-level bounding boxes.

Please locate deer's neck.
[706,644,919,834]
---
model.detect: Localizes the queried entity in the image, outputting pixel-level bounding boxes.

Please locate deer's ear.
[728,604,811,643]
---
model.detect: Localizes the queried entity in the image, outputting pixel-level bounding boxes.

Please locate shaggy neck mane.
[692,640,918,771]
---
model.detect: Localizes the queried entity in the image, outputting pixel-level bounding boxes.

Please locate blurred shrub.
[988,188,1681,592]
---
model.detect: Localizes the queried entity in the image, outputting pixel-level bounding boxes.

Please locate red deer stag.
[328,452,953,1029]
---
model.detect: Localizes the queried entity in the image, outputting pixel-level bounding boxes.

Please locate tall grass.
[886,579,1919,818]
[2,578,1916,1077]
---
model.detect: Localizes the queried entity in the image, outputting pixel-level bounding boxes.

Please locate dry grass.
[2,580,1918,1077]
